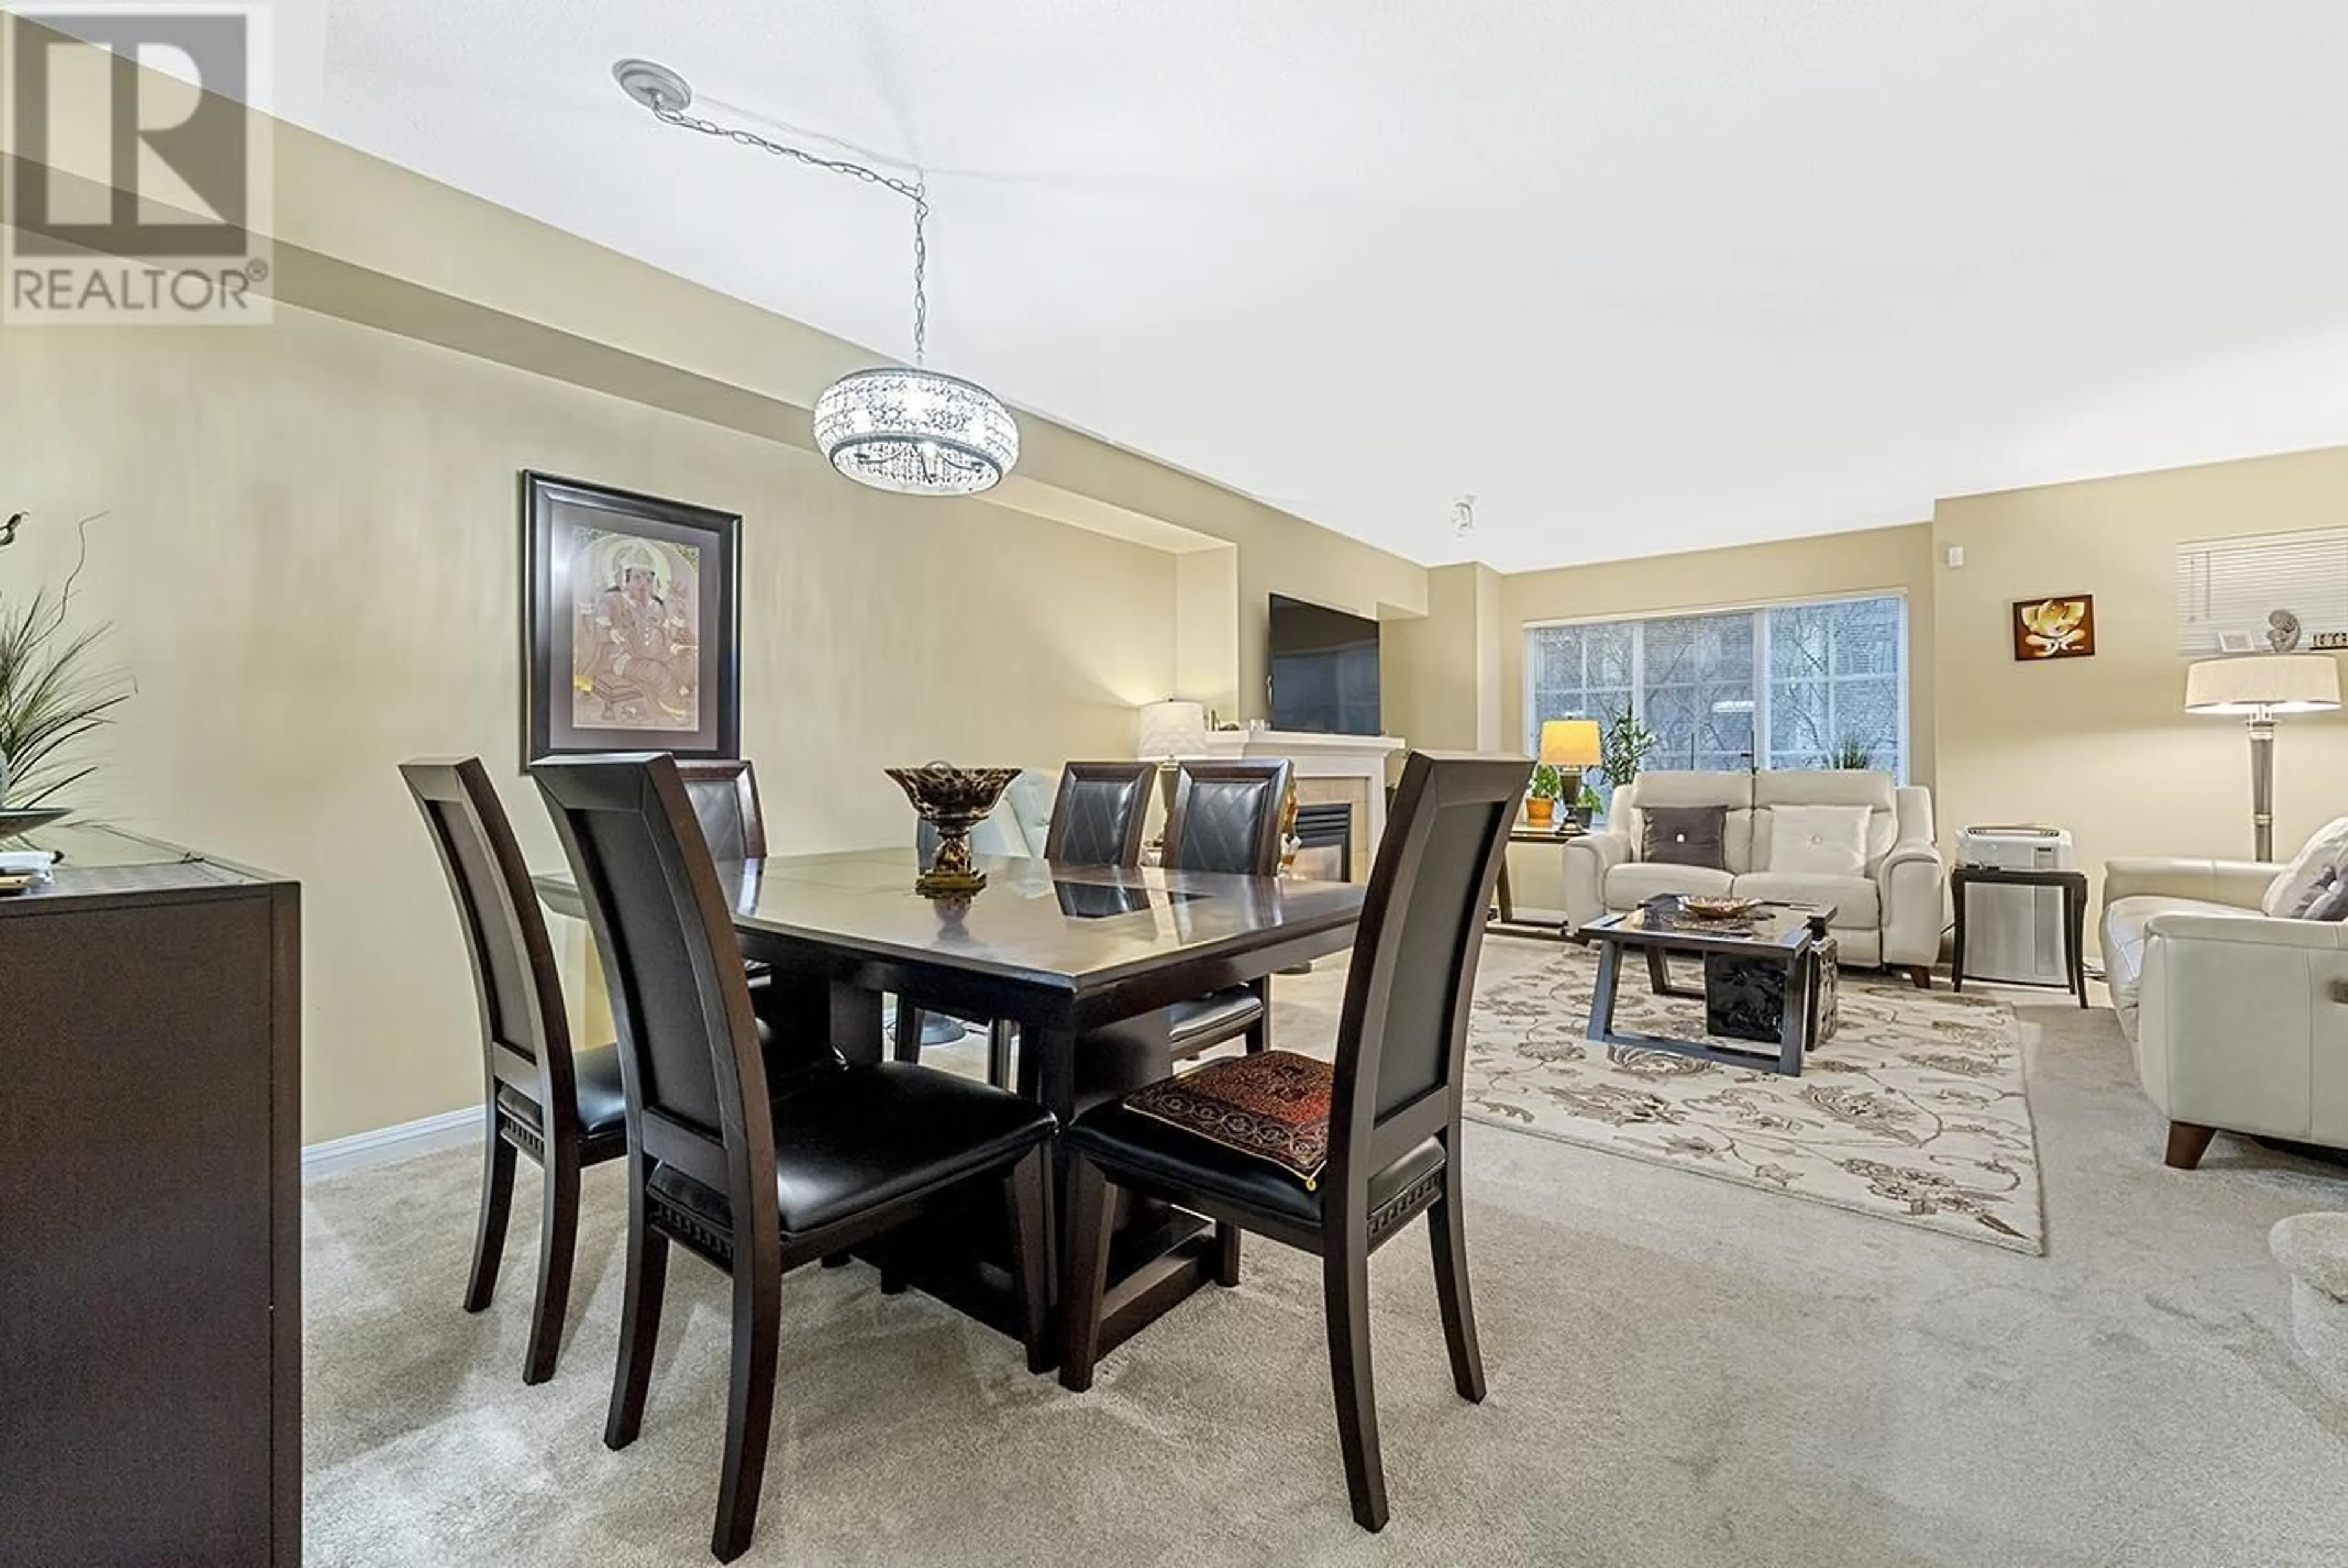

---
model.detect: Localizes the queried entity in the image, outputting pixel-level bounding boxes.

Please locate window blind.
[2176,528,2348,655]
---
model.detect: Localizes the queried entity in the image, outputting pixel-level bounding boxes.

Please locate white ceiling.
[251,2,2348,570]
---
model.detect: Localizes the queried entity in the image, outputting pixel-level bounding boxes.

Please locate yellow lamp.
[1536,718,1603,825]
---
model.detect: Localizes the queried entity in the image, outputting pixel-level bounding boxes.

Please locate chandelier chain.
[654,105,929,365]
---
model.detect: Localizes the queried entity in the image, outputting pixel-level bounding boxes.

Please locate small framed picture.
[522,472,742,765]
[2012,595,2095,661]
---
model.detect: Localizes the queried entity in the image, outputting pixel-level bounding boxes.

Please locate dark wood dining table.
[534,845,1365,1355]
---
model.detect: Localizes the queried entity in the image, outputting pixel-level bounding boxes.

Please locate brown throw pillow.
[1123,1049,1334,1187]
[1643,804,1728,869]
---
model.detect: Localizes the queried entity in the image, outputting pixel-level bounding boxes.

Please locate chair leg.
[987,1019,1018,1089]
[1323,1245,1389,1532]
[604,1175,670,1452]
[893,1002,927,1063]
[711,1265,782,1564]
[2165,1121,2218,1170]
[1004,1148,1054,1374]
[1245,977,1272,1054]
[464,1116,517,1314]
[1214,1221,1242,1287]
[522,1143,581,1386]
[1058,1153,1117,1393]
[1427,1180,1486,1403]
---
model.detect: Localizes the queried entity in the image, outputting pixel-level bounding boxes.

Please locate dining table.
[534,845,1366,1357]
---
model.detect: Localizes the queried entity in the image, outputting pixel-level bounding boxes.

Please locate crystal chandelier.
[615,60,1019,496]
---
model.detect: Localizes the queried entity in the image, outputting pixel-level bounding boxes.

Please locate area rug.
[1464,943,2045,1254]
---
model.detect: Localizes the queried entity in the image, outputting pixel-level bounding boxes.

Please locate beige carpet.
[302,964,2348,1567]
[1462,943,2043,1253]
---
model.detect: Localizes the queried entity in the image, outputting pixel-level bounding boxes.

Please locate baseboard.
[303,1104,482,1181]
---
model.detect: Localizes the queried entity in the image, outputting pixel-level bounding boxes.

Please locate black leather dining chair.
[674,758,766,861]
[533,752,1057,1564]
[401,757,629,1386]
[1058,751,1529,1532]
[896,759,1156,1086]
[1042,759,1156,864]
[1160,758,1294,1062]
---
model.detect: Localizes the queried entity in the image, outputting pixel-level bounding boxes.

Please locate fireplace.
[1291,800,1354,883]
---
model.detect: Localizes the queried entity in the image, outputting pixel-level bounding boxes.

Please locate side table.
[1950,864,2090,1007]
[1488,823,1584,943]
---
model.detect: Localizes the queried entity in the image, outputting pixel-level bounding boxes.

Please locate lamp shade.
[1538,718,1603,768]
[1135,699,1209,759]
[2184,653,2342,715]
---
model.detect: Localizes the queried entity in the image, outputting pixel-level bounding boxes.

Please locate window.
[1526,594,1907,795]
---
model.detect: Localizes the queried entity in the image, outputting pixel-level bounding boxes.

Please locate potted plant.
[1526,762,1563,827]
[1600,706,1659,793]
[0,514,131,814]
[1828,735,1876,771]
[1571,779,1602,829]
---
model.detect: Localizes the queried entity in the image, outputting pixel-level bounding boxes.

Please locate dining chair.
[1159,757,1294,1062]
[896,759,1157,1085]
[1042,759,1157,864]
[532,752,1057,1564]
[673,758,767,861]
[401,757,629,1386]
[1058,750,1529,1532]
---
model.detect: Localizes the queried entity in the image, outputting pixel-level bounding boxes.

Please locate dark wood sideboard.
[0,826,300,1568]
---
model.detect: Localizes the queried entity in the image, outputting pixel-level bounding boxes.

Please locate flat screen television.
[1269,592,1382,735]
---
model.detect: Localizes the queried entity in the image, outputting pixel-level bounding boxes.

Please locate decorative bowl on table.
[885,763,1021,898]
[1680,894,1761,922]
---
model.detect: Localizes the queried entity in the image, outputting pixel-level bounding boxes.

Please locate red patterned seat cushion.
[1121,1049,1334,1186]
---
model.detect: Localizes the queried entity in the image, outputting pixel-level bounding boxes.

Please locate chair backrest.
[533,753,775,1231]
[401,757,577,1127]
[1162,759,1293,876]
[1613,768,1907,875]
[1329,751,1529,1195]
[1043,760,1156,866]
[674,758,767,861]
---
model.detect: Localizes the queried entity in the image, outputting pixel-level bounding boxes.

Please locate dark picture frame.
[522,471,742,766]
[2011,594,2096,661]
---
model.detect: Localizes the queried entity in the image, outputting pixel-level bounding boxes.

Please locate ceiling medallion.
[614,59,1019,497]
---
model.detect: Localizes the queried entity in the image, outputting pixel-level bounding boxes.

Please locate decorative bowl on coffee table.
[1681,894,1761,922]
[885,763,1021,897]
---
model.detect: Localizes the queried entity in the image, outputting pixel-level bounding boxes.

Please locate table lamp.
[1135,699,1209,761]
[1538,718,1603,820]
[2184,653,2341,860]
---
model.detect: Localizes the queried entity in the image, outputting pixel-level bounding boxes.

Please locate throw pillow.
[2304,871,2348,922]
[1767,804,1874,877]
[2263,814,2348,916]
[1642,804,1729,870]
[1122,1049,1333,1186]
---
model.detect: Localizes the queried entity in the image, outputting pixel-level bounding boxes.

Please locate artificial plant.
[0,514,131,806]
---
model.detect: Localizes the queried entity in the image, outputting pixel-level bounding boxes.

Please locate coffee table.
[1581,899,1837,1077]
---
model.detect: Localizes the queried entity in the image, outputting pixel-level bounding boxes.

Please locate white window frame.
[1523,589,1910,782]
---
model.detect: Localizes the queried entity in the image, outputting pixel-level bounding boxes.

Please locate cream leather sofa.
[1562,769,1944,982]
[2101,857,2348,1168]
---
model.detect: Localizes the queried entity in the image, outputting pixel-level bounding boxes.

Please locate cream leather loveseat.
[1562,770,1944,982]
[2101,857,2348,1168]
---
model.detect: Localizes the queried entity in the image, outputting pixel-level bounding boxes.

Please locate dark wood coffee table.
[1582,899,1837,1077]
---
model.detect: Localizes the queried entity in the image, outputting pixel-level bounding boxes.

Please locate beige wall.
[1494,524,1938,911]
[1933,447,2348,935]
[0,310,1176,1142]
[1384,563,1505,757]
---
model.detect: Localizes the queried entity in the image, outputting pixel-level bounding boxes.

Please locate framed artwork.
[2012,595,2095,661]
[522,471,741,765]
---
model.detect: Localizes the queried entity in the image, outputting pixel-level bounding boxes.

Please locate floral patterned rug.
[1464,943,2045,1254]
